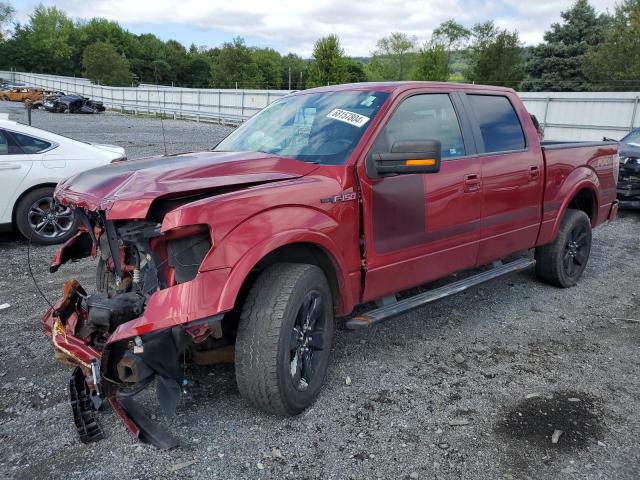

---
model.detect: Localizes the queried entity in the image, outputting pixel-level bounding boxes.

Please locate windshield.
[621,130,640,146]
[214,91,390,165]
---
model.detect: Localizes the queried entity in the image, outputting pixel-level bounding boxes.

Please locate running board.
[345,258,535,330]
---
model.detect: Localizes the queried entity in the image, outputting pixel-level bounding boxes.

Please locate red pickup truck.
[42,82,619,447]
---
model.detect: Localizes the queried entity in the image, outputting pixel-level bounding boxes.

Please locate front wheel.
[235,263,334,416]
[535,209,592,287]
[15,187,78,244]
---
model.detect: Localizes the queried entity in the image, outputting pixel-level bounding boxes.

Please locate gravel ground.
[1,102,640,479]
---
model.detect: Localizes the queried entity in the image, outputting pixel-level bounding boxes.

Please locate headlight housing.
[163,225,212,285]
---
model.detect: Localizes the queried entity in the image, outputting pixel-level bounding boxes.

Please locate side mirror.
[370,140,442,176]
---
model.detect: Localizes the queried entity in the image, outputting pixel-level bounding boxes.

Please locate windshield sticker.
[360,95,376,107]
[326,109,370,128]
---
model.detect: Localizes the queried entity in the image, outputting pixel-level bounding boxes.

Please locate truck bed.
[537,139,618,245]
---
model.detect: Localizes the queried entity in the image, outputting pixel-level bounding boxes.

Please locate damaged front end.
[42,209,230,448]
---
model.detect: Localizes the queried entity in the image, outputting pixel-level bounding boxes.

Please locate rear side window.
[0,131,8,155]
[468,95,525,153]
[372,94,466,159]
[0,129,24,155]
[10,131,52,154]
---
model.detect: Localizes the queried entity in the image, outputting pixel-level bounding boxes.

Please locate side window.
[372,94,465,159]
[0,131,8,155]
[0,130,24,155]
[10,131,52,154]
[467,95,525,153]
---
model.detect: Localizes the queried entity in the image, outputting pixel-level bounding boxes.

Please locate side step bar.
[345,258,535,330]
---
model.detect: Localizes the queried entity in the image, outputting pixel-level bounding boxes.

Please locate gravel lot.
[1,102,639,479]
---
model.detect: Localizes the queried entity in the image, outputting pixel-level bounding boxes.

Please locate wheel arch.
[544,175,600,245]
[216,236,355,323]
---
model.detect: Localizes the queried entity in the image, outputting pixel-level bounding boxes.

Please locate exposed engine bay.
[43,208,234,448]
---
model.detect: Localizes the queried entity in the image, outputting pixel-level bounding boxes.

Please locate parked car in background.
[0,113,126,244]
[616,128,640,208]
[43,94,105,114]
[0,87,45,104]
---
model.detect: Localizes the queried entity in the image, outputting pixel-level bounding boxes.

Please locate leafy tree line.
[1,1,640,91]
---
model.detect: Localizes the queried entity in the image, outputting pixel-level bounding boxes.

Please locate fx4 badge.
[320,191,357,204]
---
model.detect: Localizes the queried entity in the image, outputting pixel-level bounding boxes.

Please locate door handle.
[529,165,540,181]
[0,163,21,170]
[463,173,481,193]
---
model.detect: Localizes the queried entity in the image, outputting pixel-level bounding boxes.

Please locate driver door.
[357,91,483,302]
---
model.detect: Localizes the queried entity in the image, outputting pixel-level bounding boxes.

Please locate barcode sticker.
[326,109,370,128]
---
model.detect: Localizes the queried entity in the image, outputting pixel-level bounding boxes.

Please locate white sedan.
[0,114,125,244]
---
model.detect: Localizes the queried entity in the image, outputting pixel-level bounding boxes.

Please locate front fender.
[201,206,355,315]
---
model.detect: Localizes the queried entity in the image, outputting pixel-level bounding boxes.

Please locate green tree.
[0,1,14,41]
[412,20,470,81]
[583,0,640,90]
[306,34,346,87]
[413,42,449,81]
[280,53,307,89]
[252,48,283,88]
[1,6,75,74]
[183,55,212,88]
[366,32,417,80]
[71,18,134,71]
[521,0,611,91]
[82,41,132,86]
[211,37,261,88]
[343,58,367,83]
[464,22,524,88]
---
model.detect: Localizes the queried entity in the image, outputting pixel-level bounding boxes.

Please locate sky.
[9,0,619,57]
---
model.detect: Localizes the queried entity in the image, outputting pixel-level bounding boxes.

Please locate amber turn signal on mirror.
[405,159,437,166]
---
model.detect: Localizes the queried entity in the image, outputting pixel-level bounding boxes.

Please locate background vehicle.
[43,94,105,114]
[615,128,640,208]
[0,87,44,104]
[0,114,125,244]
[43,82,618,446]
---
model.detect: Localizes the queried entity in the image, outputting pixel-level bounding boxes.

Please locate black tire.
[535,209,592,287]
[15,187,78,245]
[235,263,334,416]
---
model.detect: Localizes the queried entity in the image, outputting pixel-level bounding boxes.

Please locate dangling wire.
[26,228,55,310]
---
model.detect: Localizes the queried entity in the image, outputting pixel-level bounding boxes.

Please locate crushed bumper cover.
[41,277,225,449]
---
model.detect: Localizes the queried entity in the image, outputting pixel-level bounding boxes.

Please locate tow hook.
[69,367,104,443]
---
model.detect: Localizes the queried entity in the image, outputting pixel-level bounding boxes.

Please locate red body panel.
[50,81,618,343]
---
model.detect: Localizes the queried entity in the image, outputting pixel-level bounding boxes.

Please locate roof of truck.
[298,81,516,95]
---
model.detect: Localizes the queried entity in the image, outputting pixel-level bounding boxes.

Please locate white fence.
[521,92,640,141]
[0,70,292,125]
[2,70,639,140]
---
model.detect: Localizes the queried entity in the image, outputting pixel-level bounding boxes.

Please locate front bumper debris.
[69,367,104,443]
[42,281,184,449]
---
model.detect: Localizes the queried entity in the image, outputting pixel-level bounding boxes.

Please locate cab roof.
[294,81,516,96]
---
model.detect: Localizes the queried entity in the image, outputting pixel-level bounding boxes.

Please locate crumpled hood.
[55,151,318,219]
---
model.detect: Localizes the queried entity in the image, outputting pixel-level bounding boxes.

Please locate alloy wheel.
[27,196,74,240]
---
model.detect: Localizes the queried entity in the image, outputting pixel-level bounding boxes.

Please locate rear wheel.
[535,209,592,287]
[15,187,78,245]
[235,263,334,416]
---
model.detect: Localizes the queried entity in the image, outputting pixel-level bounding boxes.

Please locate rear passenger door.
[462,93,544,265]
